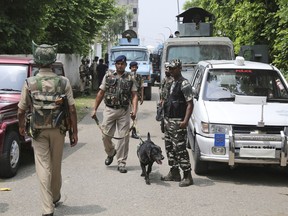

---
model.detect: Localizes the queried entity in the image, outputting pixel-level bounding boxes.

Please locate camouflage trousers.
[164,118,191,172]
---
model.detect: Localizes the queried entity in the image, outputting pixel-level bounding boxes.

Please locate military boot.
[179,171,194,187]
[161,167,181,182]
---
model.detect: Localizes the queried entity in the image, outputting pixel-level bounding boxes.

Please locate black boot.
[161,167,181,182]
[179,171,194,187]
[131,127,139,139]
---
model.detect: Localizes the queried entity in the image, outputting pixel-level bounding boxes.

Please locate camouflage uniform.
[130,72,144,102]
[18,42,77,215]
[160,75,173,102]
[159,75,173,132]
[164,77,193,172]
[79,59,86,93]
[18,69,75,215]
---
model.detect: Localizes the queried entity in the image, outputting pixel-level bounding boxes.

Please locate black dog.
[137,133,164,185]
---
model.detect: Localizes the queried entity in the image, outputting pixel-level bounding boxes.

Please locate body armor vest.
[104,71,133,108]
[27,75,67,129]
[164,77,187,119]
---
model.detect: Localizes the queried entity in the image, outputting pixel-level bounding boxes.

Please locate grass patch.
[74,92,96,122]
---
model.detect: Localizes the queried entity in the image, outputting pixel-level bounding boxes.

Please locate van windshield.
[204,69,288,101]
[111,50,148,61]
[167,45,232,64]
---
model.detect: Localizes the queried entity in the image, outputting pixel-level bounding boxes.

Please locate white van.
[188,57,288,174]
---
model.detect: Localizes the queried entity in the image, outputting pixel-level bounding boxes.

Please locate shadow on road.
[201,162,288,187]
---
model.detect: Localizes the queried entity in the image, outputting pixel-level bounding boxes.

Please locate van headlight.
[201,122,231,135]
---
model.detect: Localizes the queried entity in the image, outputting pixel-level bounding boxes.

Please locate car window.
[191,66,204,96]
[0,64,28,92]
[204,69,288,101]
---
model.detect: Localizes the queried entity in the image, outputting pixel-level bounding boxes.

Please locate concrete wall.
[57,54,82,90]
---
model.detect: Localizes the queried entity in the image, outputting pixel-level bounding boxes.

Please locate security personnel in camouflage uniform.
[129,61,144,139]
[17,41,78,216]
[91,55,138,173]
[79,58,86,94]
[158,64,173,133]
[159,63,173,104]
[161,59,194,187]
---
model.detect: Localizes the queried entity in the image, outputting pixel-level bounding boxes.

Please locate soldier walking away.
[17,41,78,216]
[161,59,194,187]
[84,58,91,95]
[96,58,108,89]
[91,55,138,173]
[90,56,99,91]
[129,61,144,139]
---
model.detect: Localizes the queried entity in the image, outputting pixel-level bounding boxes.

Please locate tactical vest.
[164,77,187,119]
[27,75,67,129]
[104,71,133,109]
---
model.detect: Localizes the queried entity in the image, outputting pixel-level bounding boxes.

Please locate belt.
[106,105,122,109]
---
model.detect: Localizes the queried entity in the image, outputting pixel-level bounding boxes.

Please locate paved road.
[1,87,288,216]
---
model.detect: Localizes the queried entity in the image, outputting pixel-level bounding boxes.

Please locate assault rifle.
[55,95,74,145]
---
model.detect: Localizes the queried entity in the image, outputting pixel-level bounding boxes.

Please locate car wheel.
[0,131,21,178]
[193,138,208,175]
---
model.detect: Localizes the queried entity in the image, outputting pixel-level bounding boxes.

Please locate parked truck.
[108,30,153,100]
[160,7,235,82]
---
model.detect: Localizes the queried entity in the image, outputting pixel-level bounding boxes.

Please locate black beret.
[129,61,138,67]
[114,55,127,63]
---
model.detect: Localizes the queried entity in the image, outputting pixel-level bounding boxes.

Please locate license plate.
[214,134,225,146]
[239,148,276,158]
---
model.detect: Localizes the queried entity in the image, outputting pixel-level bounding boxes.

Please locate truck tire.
[193,138,208,175]
[144,86,152,100]
[0,131,21,178]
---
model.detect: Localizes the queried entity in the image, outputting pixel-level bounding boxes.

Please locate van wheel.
[0,131,21,178]
[193,139,208,175]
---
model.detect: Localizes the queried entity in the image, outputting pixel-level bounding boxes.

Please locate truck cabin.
[176,7,215,37]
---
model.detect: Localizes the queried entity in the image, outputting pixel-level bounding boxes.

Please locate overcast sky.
[138,0,186,48]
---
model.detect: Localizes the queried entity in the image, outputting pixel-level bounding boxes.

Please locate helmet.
[32,41,58,66]
[168,59,182,68]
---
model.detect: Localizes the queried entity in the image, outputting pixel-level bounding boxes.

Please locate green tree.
[182,0,288,73]
[99,5,134,45]
[0,0,114,55]
[0,0,52,54]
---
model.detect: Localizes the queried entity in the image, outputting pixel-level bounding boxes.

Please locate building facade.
[116,0,139,34]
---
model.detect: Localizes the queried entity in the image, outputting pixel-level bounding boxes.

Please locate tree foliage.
[183,0,288,72]
[98,5,134,45]
[0,0,115,55]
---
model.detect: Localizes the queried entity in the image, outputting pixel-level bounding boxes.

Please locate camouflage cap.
[32,40,58,66]
[168,59,182,68]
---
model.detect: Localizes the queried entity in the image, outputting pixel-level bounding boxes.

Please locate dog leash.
[92,115,135,140]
